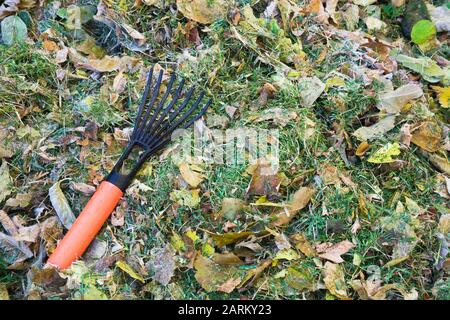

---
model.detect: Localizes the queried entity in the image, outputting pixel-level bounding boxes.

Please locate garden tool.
[47,67,211,269]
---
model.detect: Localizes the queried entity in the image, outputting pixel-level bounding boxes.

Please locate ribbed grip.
[47,181,123,269]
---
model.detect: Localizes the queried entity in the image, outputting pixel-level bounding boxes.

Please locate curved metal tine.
[142,84,193,144]
[135,69,164,141]
[139,72,177,138]
[144,91,205,148]
[131,68,154,139]
[142,78,186,139]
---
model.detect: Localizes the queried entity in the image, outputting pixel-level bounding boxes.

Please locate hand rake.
[48,67,211,269]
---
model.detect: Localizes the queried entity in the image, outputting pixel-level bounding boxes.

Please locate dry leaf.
[71,182,96,196]
[212,231,254,247]
[291,233,317,257]
[353,116,396,141]
[323,262,349,299]
[177,0,229,24]
[116,260,145,283]
[0,210,18,236]
[193,254,244,292]
[355,141,370,156]
[178,162,205,188]
[378,84,423,114]
[411,121,442,153]
[318,164,340,185]
[5,193,32,208]
[218,198,246,220]
[317,240,355,263]
[146,245,175,286]
[49,181,76,230]
[429,153,450,175]
[0,160,12,203]
[246,163,282,198]
[271,187,315,226]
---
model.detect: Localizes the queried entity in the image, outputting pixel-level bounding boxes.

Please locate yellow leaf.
[116,260,145,283]
[355,141,370,156]
[367,143,401,164]
[212,231,254,247]
[0,284,9,300]
[202,242,215,256]
[170,189,200,208]
[178,162,204,188]
[323,262,349,299]
[432,86,449,108]
[325,76,345,91]
[186,230,200,243]
[274,248,300,261]
[384,255,409,268]
[170,232,186,251]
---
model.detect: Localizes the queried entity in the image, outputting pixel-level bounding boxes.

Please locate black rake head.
[106,67,211,191]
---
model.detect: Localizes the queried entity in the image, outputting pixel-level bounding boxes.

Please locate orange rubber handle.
[47,181,123,269]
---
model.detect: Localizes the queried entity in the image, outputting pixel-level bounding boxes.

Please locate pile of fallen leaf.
[0,0,449,300]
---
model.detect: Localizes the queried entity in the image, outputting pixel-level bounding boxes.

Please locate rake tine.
[143,88,201,146]
[144,90,206,147]
[142,85,196,144]
[140,72,177,137]
[132,68,153,139]
[146,79,184,139]
[135,69,164,141]
[143,100,210,158]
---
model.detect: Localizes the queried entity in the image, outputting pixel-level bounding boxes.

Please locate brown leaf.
[270,187,315,226]
[212,252,243,265]
[316,240,355,263]
[429,153,450,175]
[378,84,423,114]
[318,164,340,185]
[71,182,96,196]
[217,277,242,293]
[111,199,126,227]
[146,245,176,286]
[399,123,412,147]
[0,160,12,203]
[0,210,18,236]
[247,163,283,198]
[258,82,277,106]
[39,216,63,255]
[411,121,442,152]
[291,233,317,257]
